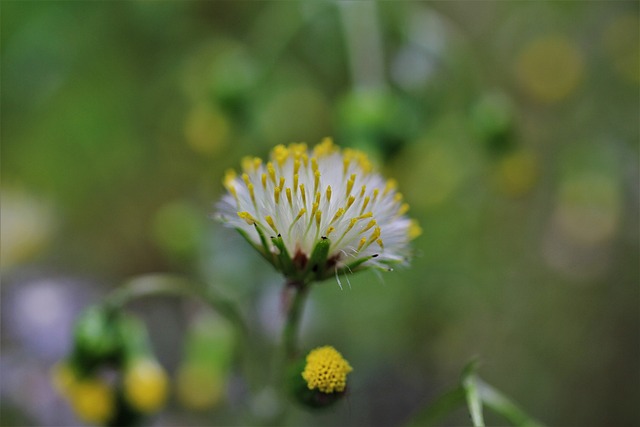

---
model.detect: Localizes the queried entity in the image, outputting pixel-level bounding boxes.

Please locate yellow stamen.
[278,176,285,191]
[327,226,335,235]
[331,208,345,223]
[358,212,373,220]
[267,162,276,184]
[313,170,321,194]
[398,203,410,215]
[326,185,332,203]
[293,208,306,224]
[357,237,367,252]
[237,212,256,225]
[369,226,381,243]
[286,187,292,206]
[346,174,356,196]
[384,179,397,196]
[360,196,370,215]
[265,216,278,234]
[300,184,307,206]
[361,219,377,233]
[315,211,322,228]
[346,195,356,210]
[376,238,384,249]
[261,173,267,189]
[293,173,299,194]
[408,220,422,240]
[274,187,281,204]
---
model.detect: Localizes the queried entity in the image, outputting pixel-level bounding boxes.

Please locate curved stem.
[105,273,247,336]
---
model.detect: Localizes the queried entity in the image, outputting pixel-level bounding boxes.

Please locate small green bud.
[72,306,122,370]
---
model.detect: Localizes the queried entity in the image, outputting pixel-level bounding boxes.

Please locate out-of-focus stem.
[338,0,386,90]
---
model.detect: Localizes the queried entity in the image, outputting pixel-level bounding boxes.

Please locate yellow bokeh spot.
[302,346,352,394]
[408,220,423,240]
[51,363,114,424]
[69,378,114,425]
[494,150,538,197]
[516,35,584,103]
[123,359,169,413]
[184,104,230,156]
[176,364,225,410]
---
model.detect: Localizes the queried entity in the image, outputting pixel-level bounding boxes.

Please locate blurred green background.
[1,1,638,426]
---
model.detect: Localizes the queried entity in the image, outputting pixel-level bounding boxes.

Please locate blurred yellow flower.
[176,364,225,410]
[516,35,584,103]
[52,363,114,425]
[302,346,352,394]
[123,359,169,413]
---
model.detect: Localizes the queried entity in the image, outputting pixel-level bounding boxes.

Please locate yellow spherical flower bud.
[302,346,352,394]
[69,378,114,425]
[123,359,169,413]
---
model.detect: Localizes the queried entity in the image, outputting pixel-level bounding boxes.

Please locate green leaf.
[461,359,485,427]
[477,379,544,427]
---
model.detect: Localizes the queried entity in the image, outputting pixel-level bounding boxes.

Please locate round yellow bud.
[302,346,353,394]
[123,359,169,413]
[69,378,114,425]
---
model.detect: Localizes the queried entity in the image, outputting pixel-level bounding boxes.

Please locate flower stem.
[281,280,309,361]
[105,273,247,337]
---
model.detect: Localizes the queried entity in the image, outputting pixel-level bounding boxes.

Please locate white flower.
[216,138,421,284]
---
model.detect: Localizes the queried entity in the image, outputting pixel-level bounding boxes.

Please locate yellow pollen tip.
[326,185,332,202]
[327,226,335,235]
[286,187,292,205]
[267,162,276,184]
[278,176,285,190]
[408,220,422,240]
[398,203,410,215]
[294,208,307,222]
[242,173,251,187]
[362,219,377,233]
[369,226,381,242]
[331,208,345,223]
[346,195,356,209]
[346,174,356,196]
[265,216,278,233]
[274,187,281,204]
[357,237,367,251]
[237,212,256,225]
[315,211,322,227]
[358,212,373,219]
[261,173,267,189]
[223,169,237,187]
[300,184,307,206]
[384,179,397,196]
[302,346,352,394]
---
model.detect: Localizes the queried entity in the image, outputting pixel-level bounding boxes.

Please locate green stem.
[281,280,309,361]
[105,273,247,338]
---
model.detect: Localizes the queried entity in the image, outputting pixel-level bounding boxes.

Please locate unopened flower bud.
[123,358,169,413]
[289,346,353,409]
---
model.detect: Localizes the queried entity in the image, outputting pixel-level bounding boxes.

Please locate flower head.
[216,138,421,283]
[301,346,352,394]
[123,359,169,413]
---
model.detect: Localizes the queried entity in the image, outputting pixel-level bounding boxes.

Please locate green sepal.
[305,237,331,281]
[287,358,345,410]
[71,306,123,374]
[116,314,152,365]
[271,234,295,277]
